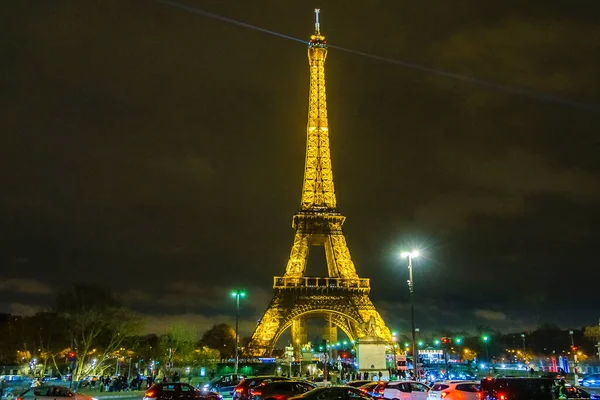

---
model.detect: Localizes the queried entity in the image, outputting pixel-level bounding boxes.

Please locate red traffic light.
[440,337,452,345]
[571,345,578,352]
[68,351,76,360]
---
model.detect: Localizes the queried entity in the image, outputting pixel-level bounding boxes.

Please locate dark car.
[233,376,290,400]
[288,386,372,400]
[582,375,600,388]
[345,382,373,389]
[201,375,246,398]
[250,381,315,400]
[357,382,379,398]
[145,383,222,400]
[480,377,591,400]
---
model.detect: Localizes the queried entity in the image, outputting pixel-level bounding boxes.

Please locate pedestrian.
[555,377,567,400]
[1,379,7,399]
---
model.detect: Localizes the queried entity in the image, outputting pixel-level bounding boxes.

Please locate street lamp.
[569,330,579,383]
[401,250,420,380]
[231,289,246,374]
[482,335,490,363]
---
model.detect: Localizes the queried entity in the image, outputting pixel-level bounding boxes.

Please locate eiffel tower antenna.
[246,10,392,358]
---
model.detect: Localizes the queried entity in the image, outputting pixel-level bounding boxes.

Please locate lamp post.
[401,250,420,380]
[482,336,490,366]
[569,330,579,383]
[231,289,246,374]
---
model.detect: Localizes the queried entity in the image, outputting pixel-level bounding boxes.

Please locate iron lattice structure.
[246,10,392,357]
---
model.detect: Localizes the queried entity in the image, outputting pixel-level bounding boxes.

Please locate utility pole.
[569,330,579,384]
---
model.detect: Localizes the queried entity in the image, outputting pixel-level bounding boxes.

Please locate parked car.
[479,377,591,400]
[233,376,290,400]
[145,383,222,400]
[358,382,380,398]
[17,386,94,400]
[201,375,246,398]
[346,382,373,389]
[310,377,331,388]
[249,380,315,400]
[382,381,430,400]
[426,381,481,400]
[288,386,372,400]
[581,375,600,388]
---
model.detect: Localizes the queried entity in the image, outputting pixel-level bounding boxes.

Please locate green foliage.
[200,323,236,358]
[584,325,600,342]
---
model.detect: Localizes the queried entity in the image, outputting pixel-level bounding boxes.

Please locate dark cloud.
[1,0,599,340]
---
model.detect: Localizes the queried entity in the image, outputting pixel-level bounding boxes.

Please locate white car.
[383,381,430,400]
[427,381,481,400]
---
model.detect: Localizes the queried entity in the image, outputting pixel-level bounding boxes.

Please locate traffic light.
[440,337,452,346]
[455,337,463,344]
[571,345,578,352]
[68,351,76,361]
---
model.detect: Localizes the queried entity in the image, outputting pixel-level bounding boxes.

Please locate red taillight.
[499,393,507,400]
[252,391,262,397]
[476,392,482,400]
[360,389,367,394]
[145,390,156,398]
[17,397,24,400]
[441,392,448,399]
[236,388,243,393]
[377,388,384,395]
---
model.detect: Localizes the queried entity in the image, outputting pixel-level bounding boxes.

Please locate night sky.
[2,0,599,340]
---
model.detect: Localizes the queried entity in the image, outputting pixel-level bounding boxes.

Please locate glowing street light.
[231,289,246,374]
[401,250,420,378]
[482,335,490,362]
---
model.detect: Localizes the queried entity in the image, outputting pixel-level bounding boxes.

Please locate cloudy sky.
[1,0,599,341]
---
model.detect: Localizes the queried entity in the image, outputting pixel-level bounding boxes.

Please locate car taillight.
[476,392,482,399]
[377,388,384,395]
[236,388,243,393]
[145,390,156,398]
[360,389,367,394]
[441,392,448,399]
[17,397,24,400]
[498,393,507,400]
[252,391,262,397]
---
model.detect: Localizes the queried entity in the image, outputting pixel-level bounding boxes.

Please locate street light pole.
[569,330,579,383]
[231,290,246,374]
[401,250,420,381]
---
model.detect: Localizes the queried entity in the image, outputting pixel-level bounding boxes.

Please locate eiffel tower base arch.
[245,277,392,357]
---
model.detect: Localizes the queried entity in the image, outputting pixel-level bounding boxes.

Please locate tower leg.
[291,318,307,360]
[323,314,338,344]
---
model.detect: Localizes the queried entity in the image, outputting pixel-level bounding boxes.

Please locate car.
[288,386,372,400]
[201,375,246,398]
[382,381,430,400]
[358,382,380,398]
[311,377,332,388]
[249,380,315,400]
[233,376,290,400]
[346,382,374,389]
[145,383,222,400]
[480,377,557,400]
[582,375,600,388]
[16,386,94,400]
[427,381,481,400]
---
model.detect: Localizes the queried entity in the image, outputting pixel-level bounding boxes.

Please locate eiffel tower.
[246,10,392,357]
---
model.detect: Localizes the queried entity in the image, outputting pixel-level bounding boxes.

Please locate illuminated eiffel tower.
[246,10,392,357]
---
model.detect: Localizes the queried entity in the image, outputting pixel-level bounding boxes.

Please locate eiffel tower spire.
[245,10,391,357]
[301,8,335,210]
